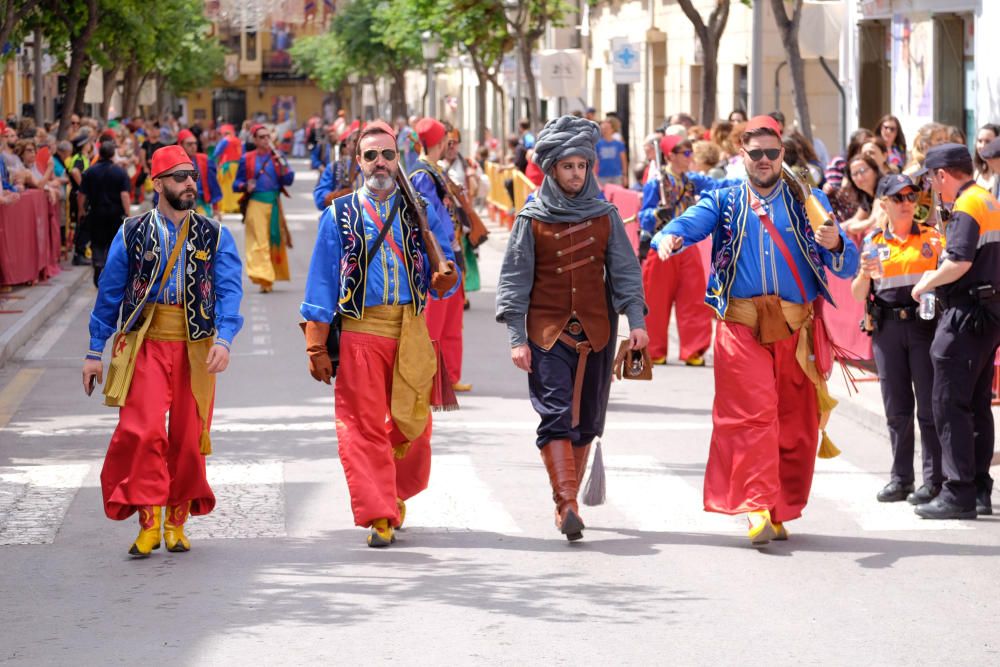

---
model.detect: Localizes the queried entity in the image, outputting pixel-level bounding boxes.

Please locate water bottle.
[862,239,882,279]
[919,292,936,320]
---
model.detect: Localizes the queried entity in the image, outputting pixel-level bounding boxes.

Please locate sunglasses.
[362,148,397,162]
[161,169,199,183]
[851,166,872,178]
[888,191,918,203]
[673,149,693,158]
[746,148,781,161]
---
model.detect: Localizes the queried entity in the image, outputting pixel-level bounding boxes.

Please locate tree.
[379,0,512,142]
[0,0,44,73]
[41,0,99,138]
[770,0,812,143]
[504,0,573,132]
[677,0,732,126]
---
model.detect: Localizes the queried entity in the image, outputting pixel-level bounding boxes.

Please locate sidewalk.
[0,262,90,368]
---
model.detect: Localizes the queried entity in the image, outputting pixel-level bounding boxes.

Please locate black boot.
[906,484,941,505]
[876,481,914,503]
[915,496,978,520]
[976,488,993,516]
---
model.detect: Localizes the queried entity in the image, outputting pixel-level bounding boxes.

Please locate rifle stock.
[444,178,489,247]
[396,170,454,279]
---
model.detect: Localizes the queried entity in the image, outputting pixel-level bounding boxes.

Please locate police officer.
[852,174,943,505]
[911,143,1000,519]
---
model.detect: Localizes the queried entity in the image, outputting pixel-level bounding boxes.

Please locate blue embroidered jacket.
[651,181,859,318]
[300,186,459,323]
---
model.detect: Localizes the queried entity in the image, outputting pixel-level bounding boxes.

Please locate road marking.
[0,464,90,545]
[0,368,44,428]
[22,292,93,361]
[187,461,287,540]
[604,454,744,534]
[811,457,971,531]
[405,454,521,532]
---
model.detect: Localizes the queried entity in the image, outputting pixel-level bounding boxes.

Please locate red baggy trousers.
[704,321,819,523]
[100,339,215,520]
[424,285,464,384]
[642,247,712,361]
[335,330,433,528]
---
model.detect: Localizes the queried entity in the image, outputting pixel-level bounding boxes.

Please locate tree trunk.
[390,67,407,119]
[121,61,140,119]
[73,58,91,115]
[518,33,540,131]
[770,0,812,144]
[677,0,730,126]
[101,63,121,121]
[471,59,488,146]
[55,0,99,139]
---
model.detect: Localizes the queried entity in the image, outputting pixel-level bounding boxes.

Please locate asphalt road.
[1,160,998,665]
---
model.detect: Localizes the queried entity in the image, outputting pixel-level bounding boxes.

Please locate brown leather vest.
[527,216,612,352]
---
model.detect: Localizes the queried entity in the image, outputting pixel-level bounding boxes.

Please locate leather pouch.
[613,340,653,380]
[752,295,793,345]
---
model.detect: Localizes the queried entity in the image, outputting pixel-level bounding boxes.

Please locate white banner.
[539,49,585,99]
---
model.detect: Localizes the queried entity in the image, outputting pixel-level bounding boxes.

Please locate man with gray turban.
[496,115,648,541]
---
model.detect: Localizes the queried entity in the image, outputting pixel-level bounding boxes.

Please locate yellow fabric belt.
[342,305,436,443]
[140,304,216,455]
[723,297,840,459]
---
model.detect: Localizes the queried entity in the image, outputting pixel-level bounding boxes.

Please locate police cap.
[980,137,1000,160]
[924,143,973,173]
[876,173,916,197]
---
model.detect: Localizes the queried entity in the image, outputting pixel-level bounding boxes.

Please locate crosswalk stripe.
[0,464,89,545]
[811,457,971,531]
[405,454,522,533]
[603,454,744,534]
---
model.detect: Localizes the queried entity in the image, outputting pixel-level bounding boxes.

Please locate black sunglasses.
[888,191,918,203]
[362,148,397,162]
[746,148,782,162]
[673,149,693,158]
[162,169,198,183]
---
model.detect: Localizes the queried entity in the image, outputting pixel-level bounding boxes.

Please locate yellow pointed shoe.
[164,501,192,553]
[685,354,706,367]
[396,498,407,529]
[773,522,789,541]
[366,518,396,548]
[129,505,162,557]
[452,382,473,393]
[747,509,776,545]
[651,356,667,366]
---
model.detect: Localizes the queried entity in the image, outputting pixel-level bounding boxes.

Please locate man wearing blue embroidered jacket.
[653,116,859,545]
[300,120,459,548]
[81,145,244,557]
[312,126,361,210]
[639,134,742,366]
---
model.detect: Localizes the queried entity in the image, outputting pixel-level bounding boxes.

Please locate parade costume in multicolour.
[652,127,858,542]
[212,125,243,214]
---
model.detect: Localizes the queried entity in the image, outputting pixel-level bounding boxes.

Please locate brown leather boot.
[540,439,584,541]
[573,443,591,488]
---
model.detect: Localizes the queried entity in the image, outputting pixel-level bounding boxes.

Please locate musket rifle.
[443,175,489,248]
[396,170,457,289]
[780,162,834,231]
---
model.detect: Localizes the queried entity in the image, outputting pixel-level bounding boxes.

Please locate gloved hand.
[431,260,459,293]
[302,321,333,384]
[655,206,671,223]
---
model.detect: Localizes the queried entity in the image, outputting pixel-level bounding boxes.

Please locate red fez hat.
[219,124,235,135]
[177,129,195,143]
[339,119,361,143]
[659,134,689,156]
[99,129,117,141]
[745,115,782,138]
[358,120,396,144]
[415,117,446,149]
[150,145,194,179]
[250,124,266,137]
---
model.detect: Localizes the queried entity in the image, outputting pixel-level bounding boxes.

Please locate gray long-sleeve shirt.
[496,210,647,347]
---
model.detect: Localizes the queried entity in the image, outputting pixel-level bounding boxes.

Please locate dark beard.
[164,189,197,211]
[748,170,780,190]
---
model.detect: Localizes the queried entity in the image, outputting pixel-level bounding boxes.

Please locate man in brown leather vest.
[497,115,648,541]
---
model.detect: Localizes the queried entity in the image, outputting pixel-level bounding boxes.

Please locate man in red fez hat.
[82,144,244,557]
[650,115,859,544]
[212,122,244,214]
[177,128,222,217]
[637,132,742,367]
[233,123,295,293]
[410,117,470,392]
[301,119,459,547]
[312,122,362,210]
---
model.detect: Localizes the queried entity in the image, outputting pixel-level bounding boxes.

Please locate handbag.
[612,340,653,380]
[103,215,189,407]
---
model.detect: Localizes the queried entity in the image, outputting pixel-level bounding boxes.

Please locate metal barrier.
[485,162,514,228]
[511,170,537,212]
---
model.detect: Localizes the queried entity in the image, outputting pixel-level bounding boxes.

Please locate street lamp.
[347,71,359,119]
[502,0,522,133]
[421,31,442,117]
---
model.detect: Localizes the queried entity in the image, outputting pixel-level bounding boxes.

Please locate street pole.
[34,27,44,124]
[750,0,764,115]
[427,64,436,119]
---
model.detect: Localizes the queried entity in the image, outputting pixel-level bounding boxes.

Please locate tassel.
[817,430,840,459]
[430,343,460,411]
[200,429,212,456]
[582,438,606,506]
[393,441,412,460]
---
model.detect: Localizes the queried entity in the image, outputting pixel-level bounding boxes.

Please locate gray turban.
[533,115,600,172]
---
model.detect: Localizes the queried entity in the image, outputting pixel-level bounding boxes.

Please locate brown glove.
[302,321,333,384]
[431,260,459,293]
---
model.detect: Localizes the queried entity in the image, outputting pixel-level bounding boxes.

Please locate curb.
[0,266,90,368]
